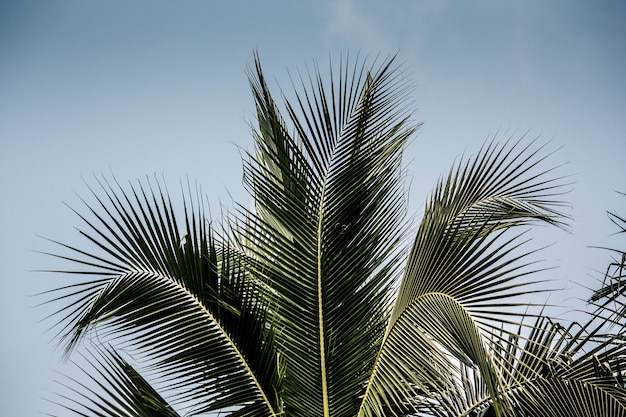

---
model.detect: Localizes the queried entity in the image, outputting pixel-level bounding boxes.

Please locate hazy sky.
[1,1,625,415]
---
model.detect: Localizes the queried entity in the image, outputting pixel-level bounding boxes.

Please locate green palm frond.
[413,363,492,417]
[241,52,417,417]
[499,313,626,416]
[359,137,570,417]
[513,378,626,417]
[48,347,180,417]
[589,201,626,307]
[41,176,282,415]
[411,308,626,416]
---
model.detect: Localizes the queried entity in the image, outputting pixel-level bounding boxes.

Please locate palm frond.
[40,175,281,415]
[411,302,626,416]
[241,52,417,417]
[47,346,180,417]
[360,136,570,416]
[589,203,626,306]
[498,314,626,416]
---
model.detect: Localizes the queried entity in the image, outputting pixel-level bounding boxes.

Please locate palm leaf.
[359,137,570,417]
[47,347,180,417]
[422,306,626,416]
[40,176,282,415]
[241,52,417,416]
[499,313,626,416]
[589,200,626,307]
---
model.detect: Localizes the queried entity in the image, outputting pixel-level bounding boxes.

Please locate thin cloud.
[325,0,393,51]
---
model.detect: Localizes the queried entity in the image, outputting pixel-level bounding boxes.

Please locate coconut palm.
[40,53,626,416]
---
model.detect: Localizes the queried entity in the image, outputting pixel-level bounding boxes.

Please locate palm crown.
[41,53,626,417]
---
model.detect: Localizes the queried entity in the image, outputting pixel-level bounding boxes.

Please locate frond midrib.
[144,269,279,417]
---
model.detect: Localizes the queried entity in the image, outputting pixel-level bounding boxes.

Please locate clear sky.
[1,1,625,415]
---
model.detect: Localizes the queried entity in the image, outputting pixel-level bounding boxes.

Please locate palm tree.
[40,53,626,416]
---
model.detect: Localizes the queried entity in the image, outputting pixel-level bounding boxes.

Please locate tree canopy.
[40,53,626,417]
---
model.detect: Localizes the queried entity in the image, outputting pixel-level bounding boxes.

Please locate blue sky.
[1,1,625,415]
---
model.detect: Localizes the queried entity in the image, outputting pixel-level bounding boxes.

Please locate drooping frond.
[47,347,180,417]
[360,136,570,416]
[40,176,282,416]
